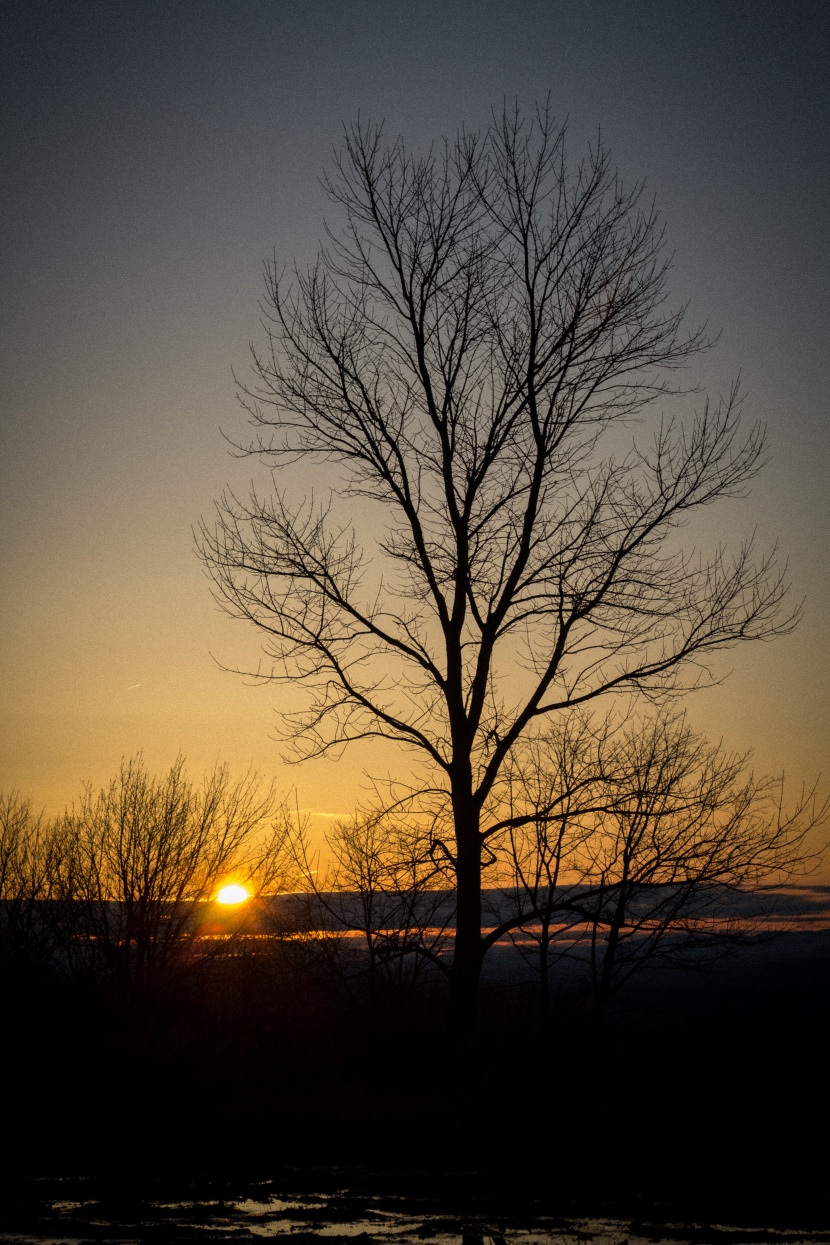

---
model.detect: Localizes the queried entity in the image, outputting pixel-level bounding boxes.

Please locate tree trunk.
[450,796,482,1032]
[593,888,626,1028]
[538,912,551,1029]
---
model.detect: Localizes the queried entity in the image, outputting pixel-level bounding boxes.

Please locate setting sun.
[216,883,250,906]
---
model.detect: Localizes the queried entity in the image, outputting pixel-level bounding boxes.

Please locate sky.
[1,0,828,863]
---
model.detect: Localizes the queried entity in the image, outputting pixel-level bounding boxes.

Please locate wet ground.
[2,1177,829,1245]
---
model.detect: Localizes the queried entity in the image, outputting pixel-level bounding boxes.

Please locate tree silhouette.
[200,104,796,1027]
[0,791,57,973]
[498,710,824,1024]
[281,806,452,1004]
[48,757,285,1000]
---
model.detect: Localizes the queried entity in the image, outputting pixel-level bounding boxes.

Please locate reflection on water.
[2,1182,828,1245]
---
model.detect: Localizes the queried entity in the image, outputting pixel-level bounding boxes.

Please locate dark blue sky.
[1,0,828,840]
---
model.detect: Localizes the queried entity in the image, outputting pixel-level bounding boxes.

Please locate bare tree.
[499,711,825,1024]
[270,806,450,1002]
[323,810,451,998]
[200,103,796,1027]
[51,757,286,998]
[0,791,56,971]
[575,715,824,1024]
[495,714,613,1021]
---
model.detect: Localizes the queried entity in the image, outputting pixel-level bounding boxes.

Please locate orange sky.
[1,2,828,877]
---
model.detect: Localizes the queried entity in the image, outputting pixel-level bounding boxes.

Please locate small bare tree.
[325,810,451,998]
[0,791,56,971]
[201,103,797,1026]
[51,757,286,997]
[500,711,825,1023]
[274,807,451,1001]
[495,714,614,1020]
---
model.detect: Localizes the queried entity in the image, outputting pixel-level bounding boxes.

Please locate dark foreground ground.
[3,1171,830,1245]
[2,931,829,1237]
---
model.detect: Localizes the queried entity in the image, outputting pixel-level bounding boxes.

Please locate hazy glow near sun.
[216,884,250,905]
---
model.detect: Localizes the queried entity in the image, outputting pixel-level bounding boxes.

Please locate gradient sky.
[2,0,828,863]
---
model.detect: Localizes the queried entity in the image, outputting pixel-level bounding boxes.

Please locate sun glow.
[216,883,250,905]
